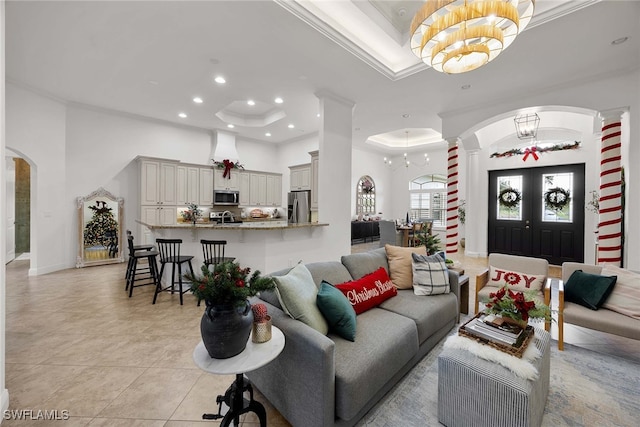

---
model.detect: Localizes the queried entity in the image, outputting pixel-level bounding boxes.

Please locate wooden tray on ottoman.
[458,313,534,358]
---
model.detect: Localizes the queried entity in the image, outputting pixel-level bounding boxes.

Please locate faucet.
[221,210,233,224]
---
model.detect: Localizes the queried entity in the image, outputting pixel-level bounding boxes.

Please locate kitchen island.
[136,220,329,273]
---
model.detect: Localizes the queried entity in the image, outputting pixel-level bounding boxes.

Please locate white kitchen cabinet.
[309,151,319,211]
[139,158,177,227]
[140,159,177,204]
[176,165,199,205]
[290,163,311,191]
[214,168,240,191]
[239,171,251,206]
[199,167,214,205]
[266,174,282,207]
[249,173,267,206]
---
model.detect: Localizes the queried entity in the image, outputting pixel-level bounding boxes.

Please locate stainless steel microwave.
[213,190,239,206]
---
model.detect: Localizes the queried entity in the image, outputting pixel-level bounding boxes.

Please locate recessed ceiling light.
[178,112,187,118]
[214,76,226,84]
[193,97,203,104]
[611,36,629,45]
[316,113,320,118]
[461,84,472,90]
[247,100,255,106]
[288,124,295,129]
[274,97,283,104]
[265,132,272,137]
[227,124,235,128]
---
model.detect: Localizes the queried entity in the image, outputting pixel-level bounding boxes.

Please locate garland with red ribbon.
[522,147,538,162]
[212,159,245,179]
[490,141,580,160]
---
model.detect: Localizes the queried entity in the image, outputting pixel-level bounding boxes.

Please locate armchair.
[557,262,640,350]
[475,253,551,331]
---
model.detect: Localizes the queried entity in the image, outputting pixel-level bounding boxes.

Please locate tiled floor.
[4,245,639,425]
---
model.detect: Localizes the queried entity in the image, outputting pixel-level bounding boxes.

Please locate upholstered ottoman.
[438,328,551,427]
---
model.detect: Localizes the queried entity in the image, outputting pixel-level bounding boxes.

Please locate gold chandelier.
[410,0,535,74]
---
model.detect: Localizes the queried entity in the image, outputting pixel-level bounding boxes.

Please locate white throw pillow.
[601,264,640,320]
[411,253,450,296]
[274,263,329,334]
[488,265,546,292]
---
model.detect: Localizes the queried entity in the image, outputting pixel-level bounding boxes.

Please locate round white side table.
[193,326,285,426]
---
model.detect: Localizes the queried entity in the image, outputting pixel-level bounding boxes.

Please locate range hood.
[210,130,239,163]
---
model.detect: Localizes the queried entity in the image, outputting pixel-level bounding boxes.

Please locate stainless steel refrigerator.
[288,190,311,223]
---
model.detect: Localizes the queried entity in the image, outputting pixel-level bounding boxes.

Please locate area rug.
[355,332,640,427]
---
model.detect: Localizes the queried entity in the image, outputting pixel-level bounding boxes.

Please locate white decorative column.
[315,90,355,258]
[446,138,460,255]
[597,111,624,266]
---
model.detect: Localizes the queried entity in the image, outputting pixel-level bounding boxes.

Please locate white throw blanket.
[443,333,542,380]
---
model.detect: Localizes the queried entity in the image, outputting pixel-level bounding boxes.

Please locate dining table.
[396,224,413,247]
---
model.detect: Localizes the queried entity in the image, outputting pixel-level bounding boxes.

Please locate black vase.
[200,300,253,359]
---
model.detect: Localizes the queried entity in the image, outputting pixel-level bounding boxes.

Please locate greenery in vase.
[185,261,275,308]
[484,286,551,324]
[181,203,202,223]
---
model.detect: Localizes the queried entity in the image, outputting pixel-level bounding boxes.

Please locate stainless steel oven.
[213,190,239,206]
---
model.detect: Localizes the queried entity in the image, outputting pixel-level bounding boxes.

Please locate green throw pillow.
[274,262,329,334]
[565,270,617,310]
[316,281,357,341]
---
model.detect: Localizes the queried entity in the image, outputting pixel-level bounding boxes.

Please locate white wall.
[6,84,67,275]
[351,146,392,219]
[386,145,451,221]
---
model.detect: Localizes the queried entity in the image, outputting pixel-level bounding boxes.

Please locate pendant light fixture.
[410,0,536,74]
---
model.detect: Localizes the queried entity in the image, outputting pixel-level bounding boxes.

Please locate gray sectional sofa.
[247,248,461,427]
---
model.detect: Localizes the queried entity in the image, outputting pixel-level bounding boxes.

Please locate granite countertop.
[136,220,328,230]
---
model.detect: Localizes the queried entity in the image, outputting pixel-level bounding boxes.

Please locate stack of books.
[463,314,527,348]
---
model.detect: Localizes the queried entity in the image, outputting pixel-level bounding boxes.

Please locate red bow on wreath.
[222,159,234,179]
[522,147,539,162]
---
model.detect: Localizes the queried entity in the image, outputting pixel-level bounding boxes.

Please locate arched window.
[409,174,447,227]
[356,175,376,215]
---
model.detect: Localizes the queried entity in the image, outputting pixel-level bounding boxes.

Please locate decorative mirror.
[76,187,124,268]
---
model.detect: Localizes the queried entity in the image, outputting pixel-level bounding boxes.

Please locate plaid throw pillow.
[411,253,450,296]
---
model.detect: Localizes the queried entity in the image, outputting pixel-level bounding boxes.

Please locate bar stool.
[125,235,160,298]
[125,230,154,287]
[201,239,236,268]
[199,240,236,306]
[154,238,195,305]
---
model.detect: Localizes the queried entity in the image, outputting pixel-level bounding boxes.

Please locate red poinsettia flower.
[485,286,550,325]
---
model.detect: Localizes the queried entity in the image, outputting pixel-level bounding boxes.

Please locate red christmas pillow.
[335,267,397,315]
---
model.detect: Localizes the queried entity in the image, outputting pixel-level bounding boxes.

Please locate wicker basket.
[459,313,534,358]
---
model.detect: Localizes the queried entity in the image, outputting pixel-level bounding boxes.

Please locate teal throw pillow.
[565,270,617,310]
[274,263,329,334]
[316,281,357,341]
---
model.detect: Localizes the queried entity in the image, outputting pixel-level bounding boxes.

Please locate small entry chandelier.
[514,113,540,140]
[410,0,536,74]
